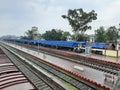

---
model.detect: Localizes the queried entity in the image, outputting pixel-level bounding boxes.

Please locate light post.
[94,30,97,42]
[27,40,29,52]
[37,34,40,55]
[14,39,15,45]
[14,39,16,47]
[116,24,120,58]
[118,24,120,50]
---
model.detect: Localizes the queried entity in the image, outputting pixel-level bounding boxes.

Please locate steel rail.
[1,46,56,90]
[1,42,98,90]
[18,43,119,75]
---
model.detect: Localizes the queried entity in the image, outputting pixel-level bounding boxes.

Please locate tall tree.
[77,34,89,41]
[62,8,97,41]
[21,27,40,40]
[106,26,119,43]
[42,29,63,40]
[61,31,71,40]
[95,26,107,42]
[25,30,34,39]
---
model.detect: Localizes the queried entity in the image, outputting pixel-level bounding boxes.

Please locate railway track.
[0,47,35,90]
[0,46,61,90]
[5,41,120,74]
[11,42,118,75]
[25,44,119,75]
[0,42,98,90]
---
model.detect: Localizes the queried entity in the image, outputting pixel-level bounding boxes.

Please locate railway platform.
[5,42,117,90]
[78,53,120,63]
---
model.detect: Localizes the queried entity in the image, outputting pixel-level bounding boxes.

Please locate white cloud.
[95,0,120,27]
[0,0,120,36]
[86,0,120,34]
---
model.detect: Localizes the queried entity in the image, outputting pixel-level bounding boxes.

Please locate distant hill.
[0,35,19,40]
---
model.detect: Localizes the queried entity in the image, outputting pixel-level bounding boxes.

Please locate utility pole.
[116,24,120,58]
[37,39,39,55]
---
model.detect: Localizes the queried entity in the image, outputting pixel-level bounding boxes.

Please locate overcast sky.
[0,0,120,36]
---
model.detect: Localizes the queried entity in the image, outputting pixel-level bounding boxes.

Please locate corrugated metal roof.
[6,39,86,47]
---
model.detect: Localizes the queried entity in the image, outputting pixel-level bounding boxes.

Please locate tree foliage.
[95,26,107,42]
[21,29,40,40]
[106,26,119,42]
[95,25,120,43]
[42,29,63,40]
[78,34,89,41]
[61,31,71,40]
[25,30,34,39]
[72,34,89,41]
[62,8,97,40]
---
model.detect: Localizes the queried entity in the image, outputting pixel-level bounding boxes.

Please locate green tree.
[20,36,28,39]
[42,29,63,40]
[77,34,89,41]
[61,31,71,40]
[106,26,119,43]
[71,34,89,41]
[21,27,40,40]
[22,30,40,40]
[62,8,97,41]
[25,30,34,39]
[95,26,107,42]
